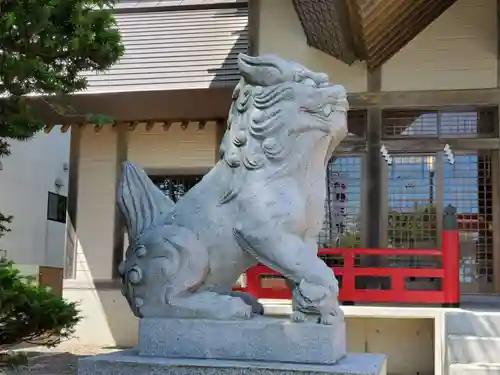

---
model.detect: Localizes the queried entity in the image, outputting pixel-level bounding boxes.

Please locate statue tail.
[117,162,210,308]
[117,162,175,243]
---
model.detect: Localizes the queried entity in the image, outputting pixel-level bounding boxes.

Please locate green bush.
[0,259,81,349]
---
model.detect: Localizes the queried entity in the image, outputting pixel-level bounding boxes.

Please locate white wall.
[381,0,497,91]
[0,130,70,268]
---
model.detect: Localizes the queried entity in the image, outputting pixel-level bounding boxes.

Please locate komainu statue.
[117,53,349,325]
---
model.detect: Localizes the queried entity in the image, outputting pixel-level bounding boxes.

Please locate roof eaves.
[113,0,248,14]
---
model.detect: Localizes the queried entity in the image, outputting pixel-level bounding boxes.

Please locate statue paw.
[228,296,253,319]
[318,314,336,325]
[229,291,264,315]
[318,305,344,325]
[291,311,307,323]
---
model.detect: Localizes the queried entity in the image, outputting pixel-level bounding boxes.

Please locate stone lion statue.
[117,53,349,325]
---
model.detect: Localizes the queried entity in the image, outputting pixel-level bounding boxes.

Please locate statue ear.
[117,162,175,241]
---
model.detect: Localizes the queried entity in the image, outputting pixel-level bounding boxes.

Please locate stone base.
[138,316,346,365]
[78,350,387,375]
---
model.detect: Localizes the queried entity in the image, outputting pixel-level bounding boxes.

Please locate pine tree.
[0,0,124,236]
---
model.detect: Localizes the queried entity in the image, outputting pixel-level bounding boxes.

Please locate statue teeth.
[136,245,147,257]
[323,104,333,117]
[128,267,143,284]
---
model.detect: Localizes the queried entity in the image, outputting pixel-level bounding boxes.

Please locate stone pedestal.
[78,317,387,375]
[78,350,387,375]
[138,317,346,364]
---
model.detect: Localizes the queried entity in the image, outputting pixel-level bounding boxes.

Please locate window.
[382,108,497,138]
[149,175,203,203]
[47,192,67,223]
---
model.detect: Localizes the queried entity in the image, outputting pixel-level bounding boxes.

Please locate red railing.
[233,230,460,306]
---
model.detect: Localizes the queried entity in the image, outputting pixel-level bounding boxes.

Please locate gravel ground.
[0,345,120,375]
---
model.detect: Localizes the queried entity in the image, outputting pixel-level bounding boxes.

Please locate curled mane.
[220,79,294,171]
[218,54,301,203]
[218,53,335,204]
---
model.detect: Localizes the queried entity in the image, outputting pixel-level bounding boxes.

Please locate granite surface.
[138,316,346,365]
[78,350,387,375]
[116,52,348,323]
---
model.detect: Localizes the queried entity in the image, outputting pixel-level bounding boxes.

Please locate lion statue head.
[218,53,349,203]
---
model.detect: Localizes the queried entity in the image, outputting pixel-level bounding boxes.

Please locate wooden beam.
[348,87,500,109]
[366,0,456,69]
[345,0,367,59]
[382,138,500,152]
[362,0,409,42]
[248,0,260,55]
[61,124,71,133]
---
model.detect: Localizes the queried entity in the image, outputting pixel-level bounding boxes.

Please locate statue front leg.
[228,290,264,315]
[289,237,343,324]
[234,228,342,325]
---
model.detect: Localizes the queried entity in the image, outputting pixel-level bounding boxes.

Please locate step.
[446,310,500,337]
[448,336,500,364]
[449,363,500,375]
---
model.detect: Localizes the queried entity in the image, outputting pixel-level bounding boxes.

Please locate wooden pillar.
[365,68,383,249]
[248,0,261,55]
[494,0,500,293]
[64,125,81,279]
[73,125,126,281]
[112,124,129,279]
[361,68,385,289]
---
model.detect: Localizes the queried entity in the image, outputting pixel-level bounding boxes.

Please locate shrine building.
[39,1,500,374]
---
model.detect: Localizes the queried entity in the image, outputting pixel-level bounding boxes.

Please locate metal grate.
[382,109,497,138]
[150,175,203,203]
[443,151,494,292]
[387,154,438,251]
[319,156,362,266]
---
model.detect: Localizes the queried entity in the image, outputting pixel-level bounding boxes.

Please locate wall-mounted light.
[54,177,65,192]
[444,144,455,165]
[380,144,392,165]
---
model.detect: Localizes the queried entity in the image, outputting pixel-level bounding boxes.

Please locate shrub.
[0,259,81,350]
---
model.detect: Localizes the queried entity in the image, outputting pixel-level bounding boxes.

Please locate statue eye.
[293,70,305,82]
[303,78,317,87]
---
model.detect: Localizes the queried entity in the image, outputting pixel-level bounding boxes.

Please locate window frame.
[47,192,67,224]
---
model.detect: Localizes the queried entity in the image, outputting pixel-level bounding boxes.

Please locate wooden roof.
[292,0,457,70]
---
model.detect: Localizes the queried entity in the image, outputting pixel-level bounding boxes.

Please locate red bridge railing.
[233,228,460,306]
